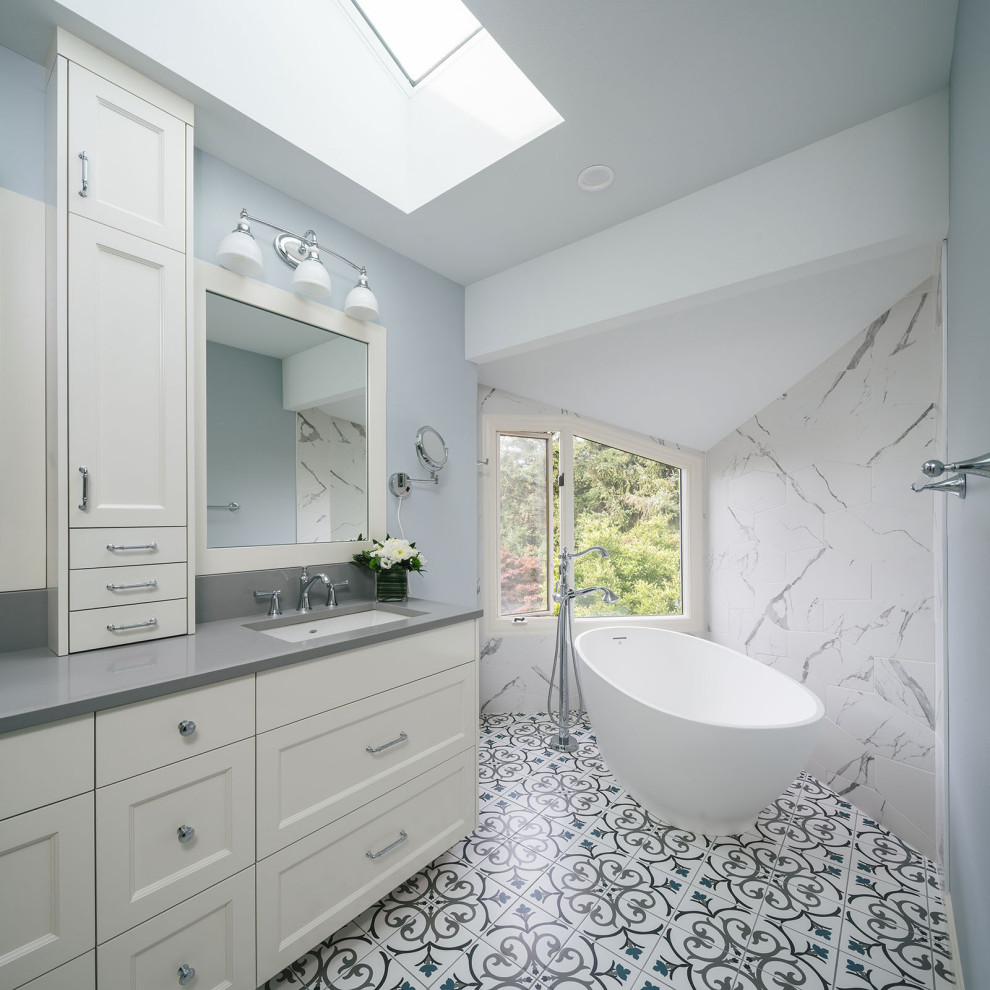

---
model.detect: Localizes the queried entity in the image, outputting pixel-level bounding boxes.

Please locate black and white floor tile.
[261,713,956,990]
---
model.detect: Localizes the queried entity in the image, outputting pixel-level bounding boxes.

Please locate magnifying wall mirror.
[388,425,450,497]
[195,261,386,574]
[416,426,448,477]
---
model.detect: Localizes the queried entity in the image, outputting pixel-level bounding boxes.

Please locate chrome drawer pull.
[178,720,197,737]
[78,466,89,510]
[106,618,158,632]
[177,964,195,986]
[106,579,159,592]
[106,542,158,551]
[78,151,89,197]
[176,825,195,843]
[366,830,407,860]
[365,731,408,754]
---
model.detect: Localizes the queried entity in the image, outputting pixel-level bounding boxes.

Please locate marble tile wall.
[706,280,942,858]
[296,409,367,543]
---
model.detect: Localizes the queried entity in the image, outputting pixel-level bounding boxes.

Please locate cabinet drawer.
[98,869,254,990]
[70,597,187,653]
[17,951,94,990]
[96,739,255,943]
[70,528,187,568]
[0,793,95,990]
[97,676,255,786]
[256,749,477,979]
[70,562,188,611]
[257,620,477,730]
[257,662,477,857]
[0,715,93,821]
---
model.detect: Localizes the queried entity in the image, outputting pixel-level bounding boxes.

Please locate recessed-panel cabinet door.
[68,62,185,251]
[68,215,186,528]
[0,793,95,990]
[98,869,254,990]
[96,739,255,943]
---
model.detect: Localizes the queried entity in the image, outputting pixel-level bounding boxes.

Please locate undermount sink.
[247,606,423,643]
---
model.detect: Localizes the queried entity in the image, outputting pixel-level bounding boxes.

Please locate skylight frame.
[350,0,484,87]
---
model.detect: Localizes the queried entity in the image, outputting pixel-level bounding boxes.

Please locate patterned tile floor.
[261,713,956,990]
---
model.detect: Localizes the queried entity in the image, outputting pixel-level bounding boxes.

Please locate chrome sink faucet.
[297,566,329,612]
[325,579,350,608]
[253,588,282,616]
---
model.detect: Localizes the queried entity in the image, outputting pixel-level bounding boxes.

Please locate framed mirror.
[195,260,386,574]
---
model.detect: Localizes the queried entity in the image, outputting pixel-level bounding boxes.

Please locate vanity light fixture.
[217,208,380,319]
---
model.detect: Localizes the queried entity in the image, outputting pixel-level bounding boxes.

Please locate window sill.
[484,612,704,637]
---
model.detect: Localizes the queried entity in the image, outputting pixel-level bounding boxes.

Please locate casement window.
[481,414,703,633]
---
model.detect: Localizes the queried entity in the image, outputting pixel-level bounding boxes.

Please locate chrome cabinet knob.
[178,720,197,737]
[176,825,195,843]
[177,963,196,986]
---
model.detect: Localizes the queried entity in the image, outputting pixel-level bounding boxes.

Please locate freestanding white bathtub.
[574,627,824,836]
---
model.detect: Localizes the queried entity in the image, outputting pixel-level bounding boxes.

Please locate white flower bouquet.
[352,537,426,573]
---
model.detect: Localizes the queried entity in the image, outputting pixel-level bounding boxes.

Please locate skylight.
[352,0,483,86]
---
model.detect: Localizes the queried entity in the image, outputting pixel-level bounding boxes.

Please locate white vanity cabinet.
[0,618,479,990]
[46,30,194,655]
[254,621,479,978]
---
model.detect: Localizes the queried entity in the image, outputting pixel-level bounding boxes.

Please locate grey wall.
[206,342,297,548]
[0,44,44,202]
[195,151,477,606]
[945,0,990,979]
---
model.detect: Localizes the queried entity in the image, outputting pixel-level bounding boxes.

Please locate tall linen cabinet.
[46,31,195,655]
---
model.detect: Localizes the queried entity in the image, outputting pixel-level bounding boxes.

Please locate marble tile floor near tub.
[260,713,956,990]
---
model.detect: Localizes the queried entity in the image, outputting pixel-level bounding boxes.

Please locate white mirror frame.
[194,259,386,575]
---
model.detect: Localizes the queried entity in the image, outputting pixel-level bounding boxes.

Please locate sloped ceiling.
[479,246,937,451]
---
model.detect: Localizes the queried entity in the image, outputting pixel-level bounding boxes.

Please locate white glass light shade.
[217,228,263,276]
[292,257,332,298]
[344,281,380,321]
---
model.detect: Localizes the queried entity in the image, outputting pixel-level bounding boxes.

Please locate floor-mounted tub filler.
[546,546,618,752]
[575,626,825,835]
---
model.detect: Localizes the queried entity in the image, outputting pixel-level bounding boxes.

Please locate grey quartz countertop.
[0,598,482,733]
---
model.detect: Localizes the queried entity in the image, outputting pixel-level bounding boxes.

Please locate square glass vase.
[375,568,409,603]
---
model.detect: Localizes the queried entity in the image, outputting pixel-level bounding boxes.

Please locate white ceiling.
[0,1,959,447]
[444,0,957,285]
[0,1,956,285]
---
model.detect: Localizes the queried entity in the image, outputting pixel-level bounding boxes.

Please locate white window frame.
[481,412,704,637]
